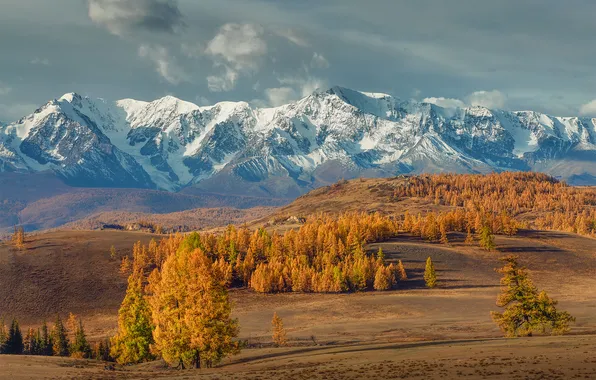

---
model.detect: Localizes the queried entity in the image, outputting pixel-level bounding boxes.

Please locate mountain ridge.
[3,86,596,196]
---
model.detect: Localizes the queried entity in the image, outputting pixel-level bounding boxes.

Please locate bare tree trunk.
[193,351,201,369]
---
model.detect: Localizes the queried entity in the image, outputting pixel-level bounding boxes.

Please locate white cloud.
[423,97,466,109]
[30,57,50,66]
[207,66,239,92]
[310,52,330,69]
[181,42,204,58]
[205,23,267,73]
[0,83,12,96]
[264,87,298,107]
[278,76,327,97]
[467,90,506,109]
[138,44,188,85]
[579,99,596,116]
[424,90,507,109]
[204,23,268,92]
[274,28,309,47]
[195,96,211,106]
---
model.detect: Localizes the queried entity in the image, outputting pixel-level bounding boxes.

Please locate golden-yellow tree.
[396,260,407,281]
[479,225,496,251]
[12,226,25,250]
[149,242,239,369]
[271,312,287,347]
[424,257,437,288]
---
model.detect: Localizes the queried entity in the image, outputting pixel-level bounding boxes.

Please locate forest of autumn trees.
[390,172,596,236]
[121,213,403,295]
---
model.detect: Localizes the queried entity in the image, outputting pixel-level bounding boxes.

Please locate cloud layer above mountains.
[1,0,596,120]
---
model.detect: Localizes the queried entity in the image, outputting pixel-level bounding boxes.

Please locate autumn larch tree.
[424,257,437,288]
[491,255,574,337]
[479,225,496,251]
[24,328,40,355]
[373,266,392,290]
[52,315,70,357]
[150,241,239,369]
[0,319,6,354]
[271,312,287,347]
[465,226,474,245]
[439,221,449,244]
[396,260,407,281]
[120,256,132,277]
[12,226,25,250]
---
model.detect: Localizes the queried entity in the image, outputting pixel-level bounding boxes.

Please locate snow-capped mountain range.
[2,86,596,197]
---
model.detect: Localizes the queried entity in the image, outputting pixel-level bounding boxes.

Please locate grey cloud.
[88,0,184,36]
[30,57,50,66]
[2,0,596,121]
[138,44,189,85]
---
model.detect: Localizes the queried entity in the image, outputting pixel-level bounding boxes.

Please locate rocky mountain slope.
[3,87,596,197]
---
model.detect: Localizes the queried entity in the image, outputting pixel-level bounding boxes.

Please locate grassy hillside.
[2,173,596,378]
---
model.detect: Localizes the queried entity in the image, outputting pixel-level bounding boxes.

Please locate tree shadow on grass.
[221,338,500,368]
[498,246,565,254]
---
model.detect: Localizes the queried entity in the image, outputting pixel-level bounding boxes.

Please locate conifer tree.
[52,315,70,357]
[424,257,437,288]
[24,328,39,355]
[150,242,239,369]
[40,321,53,356]
[271,312,287,347]
[373,266,391,290]
[0,319,6,354]
[12,226,25,250]
[491,256,574,337]
[376,247,385,263]
[439,221,449,244]
[465,226,474,245]
[120,256,132,276]
[66,313,78,343]
[396,260,408,281]
[71,320,92,358]
[479,225,496,251]
[110,269,154,364]
[95,338,112,361]
[5,319,24,355]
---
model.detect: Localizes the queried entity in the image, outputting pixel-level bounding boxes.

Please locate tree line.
[0,313,110,360]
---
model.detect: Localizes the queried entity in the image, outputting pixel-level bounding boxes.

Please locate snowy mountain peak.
[2,86,596,196]
[149,95,200,114]
[58,92,82,102]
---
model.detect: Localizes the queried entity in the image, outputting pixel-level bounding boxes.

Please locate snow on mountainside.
[2,86,596,197]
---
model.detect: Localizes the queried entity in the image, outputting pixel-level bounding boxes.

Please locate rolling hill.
[0,172,287,234]
[2,173,596,379]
